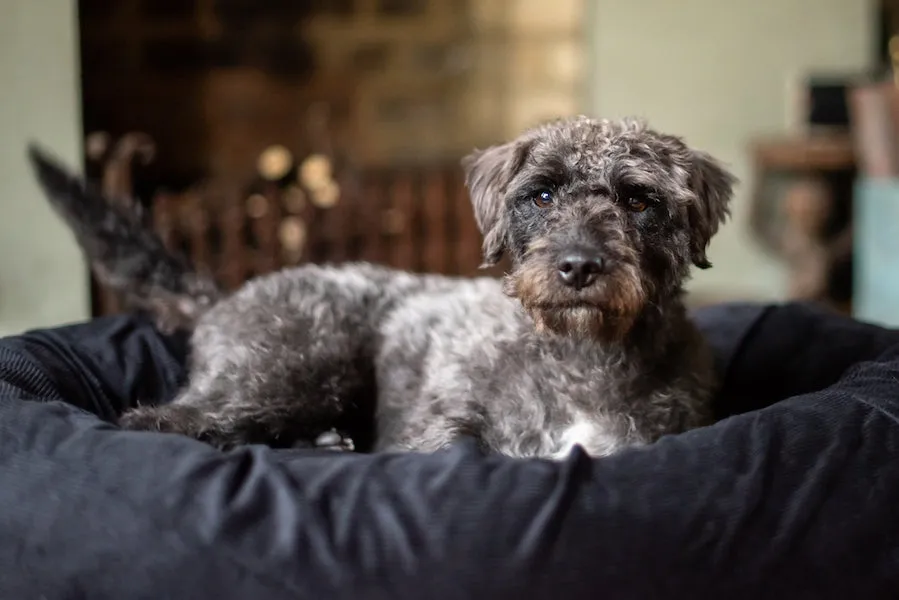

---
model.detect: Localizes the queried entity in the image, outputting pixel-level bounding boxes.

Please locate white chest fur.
[549,417,642,460]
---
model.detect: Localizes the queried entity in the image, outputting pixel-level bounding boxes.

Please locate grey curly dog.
[28,115,735,459]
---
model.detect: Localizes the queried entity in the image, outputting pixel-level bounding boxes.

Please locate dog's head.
[462,116,736,341]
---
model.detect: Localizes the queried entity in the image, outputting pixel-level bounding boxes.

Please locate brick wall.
[79,0,587,181]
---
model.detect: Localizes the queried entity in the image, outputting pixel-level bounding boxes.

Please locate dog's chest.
[377,291,654,458]
[476,347,645,456]
[372,283,712,458]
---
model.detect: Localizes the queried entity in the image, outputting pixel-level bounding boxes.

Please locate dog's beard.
[526,305,634,342]
[505,259,647,343]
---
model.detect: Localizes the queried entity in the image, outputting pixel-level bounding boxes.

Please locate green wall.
[589,0,876,302]
[0,0,88,336]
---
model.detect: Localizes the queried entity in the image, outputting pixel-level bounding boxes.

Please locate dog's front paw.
[293,429,355,452]
[118,406,182,433]
[118,404,229,443]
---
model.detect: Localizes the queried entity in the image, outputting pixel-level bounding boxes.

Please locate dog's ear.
[686,151,736,269]
[462,140,531,267]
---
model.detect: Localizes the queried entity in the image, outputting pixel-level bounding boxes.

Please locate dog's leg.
[119,387,360,452]
[117,264,429,451]
[117,326,374,450]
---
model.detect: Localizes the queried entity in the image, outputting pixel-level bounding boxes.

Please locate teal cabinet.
[854,178,899,327]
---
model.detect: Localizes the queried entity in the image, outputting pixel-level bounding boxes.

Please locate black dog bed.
[1,302,898,599]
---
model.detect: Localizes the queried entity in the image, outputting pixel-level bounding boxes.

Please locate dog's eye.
[625,197,648,212]
[533,190,554,208]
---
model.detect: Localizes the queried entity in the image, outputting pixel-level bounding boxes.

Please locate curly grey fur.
[27,116,735,458]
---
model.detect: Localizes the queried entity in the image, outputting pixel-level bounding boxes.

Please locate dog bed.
[0,302,898,598]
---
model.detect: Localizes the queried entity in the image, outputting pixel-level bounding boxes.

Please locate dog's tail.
[27,144,222,332]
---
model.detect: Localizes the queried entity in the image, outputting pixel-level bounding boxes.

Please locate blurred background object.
[3,0,899,333]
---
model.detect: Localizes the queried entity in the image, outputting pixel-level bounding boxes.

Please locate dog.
[27,116,735,459]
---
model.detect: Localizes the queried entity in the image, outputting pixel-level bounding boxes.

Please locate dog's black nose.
[557,254,604,289]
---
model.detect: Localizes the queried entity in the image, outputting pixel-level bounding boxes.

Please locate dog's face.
[462,116,736,341]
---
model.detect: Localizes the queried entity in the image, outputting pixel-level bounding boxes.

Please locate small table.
[748,133,856,313]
